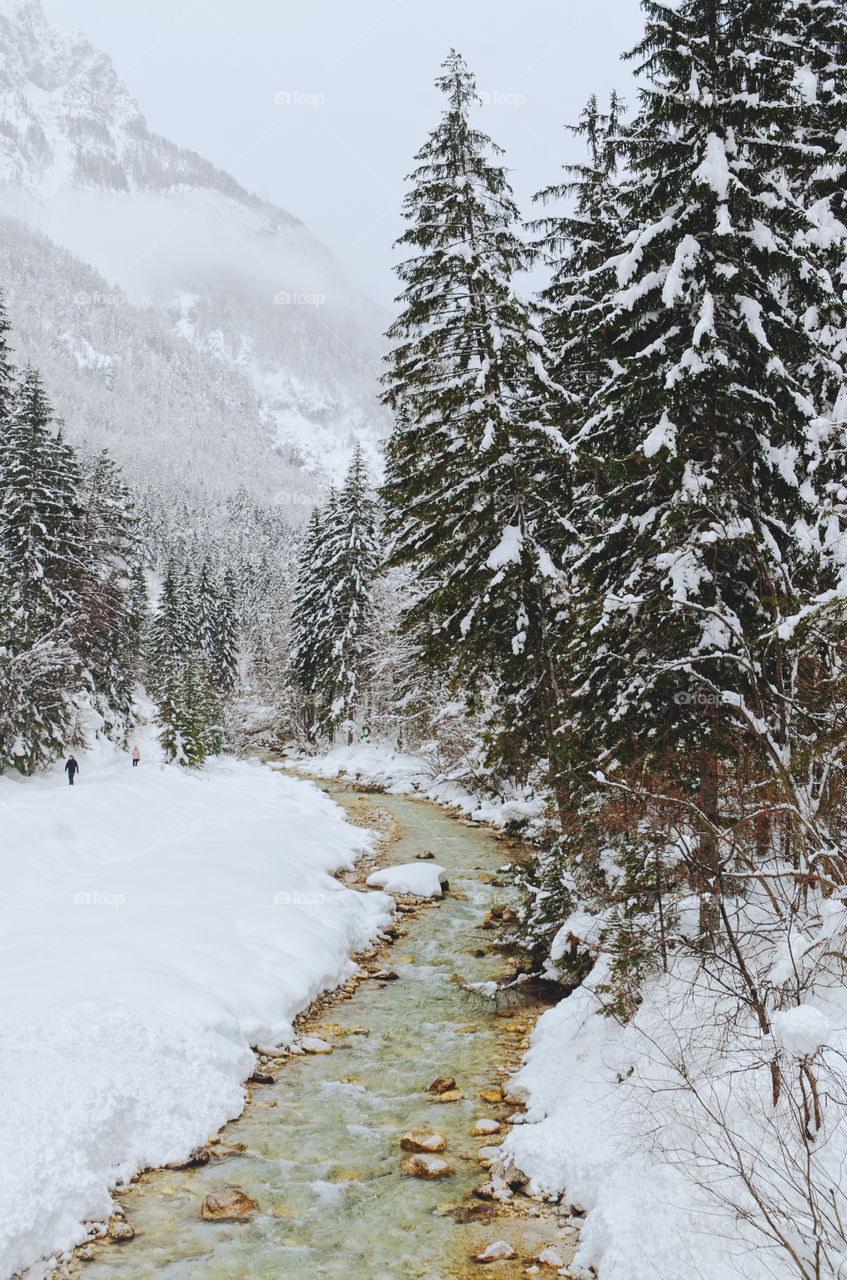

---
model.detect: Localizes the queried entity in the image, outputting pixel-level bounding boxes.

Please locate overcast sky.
[42,0,645,307]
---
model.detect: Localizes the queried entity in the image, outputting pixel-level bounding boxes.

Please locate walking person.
[64,755,79,786]
[131,745,140,768]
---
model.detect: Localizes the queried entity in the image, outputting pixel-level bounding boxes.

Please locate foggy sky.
[42,0,645,307]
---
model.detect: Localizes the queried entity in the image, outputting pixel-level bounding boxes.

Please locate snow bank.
[366,861,448,897]
[280,742,545,829]
[502,959,847,1280]
[0,730,390,1278]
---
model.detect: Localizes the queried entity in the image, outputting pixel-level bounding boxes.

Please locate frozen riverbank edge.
[280,743,547,832]
[2,731,393,1280]
[284,746,847,1280]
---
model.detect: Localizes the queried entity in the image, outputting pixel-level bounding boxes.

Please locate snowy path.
[0,733,390,1279]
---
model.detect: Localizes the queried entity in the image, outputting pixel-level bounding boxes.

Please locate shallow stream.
[74,780,566,1279]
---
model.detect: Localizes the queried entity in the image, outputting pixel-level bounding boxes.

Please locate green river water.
[73,781,559,1280]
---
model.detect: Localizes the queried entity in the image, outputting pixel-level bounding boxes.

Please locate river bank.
[57,779,579,1280]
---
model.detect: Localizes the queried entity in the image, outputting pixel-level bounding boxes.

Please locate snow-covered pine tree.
[381,50,571,804]
[213,566,240,693]
[0,369,83,771]
[774,2,847,553]
[321,445,381,738]
[147,560,223,764]
[125,559,149,678]
[147,562,189,685]
[289,501,335,732]
[533,92,625,421]
[75,449,141,734]
[780,1,847,220]
[196,558,220,658]
[0,288,16,432]
[562,0,838,945]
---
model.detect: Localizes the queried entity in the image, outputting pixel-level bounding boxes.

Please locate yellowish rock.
[400,1132,447,1153]
[480,1088,503,1104]
[399,1153,453,1179]
[435,1089,465,1103]
[475,1240,517,1262]
[472,1119,502,1136]
[201,1187,259,1221]
[300,1036,332,1054]
[427,1075,457,1095]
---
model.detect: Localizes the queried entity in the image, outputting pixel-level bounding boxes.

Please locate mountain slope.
[0,0,388,497]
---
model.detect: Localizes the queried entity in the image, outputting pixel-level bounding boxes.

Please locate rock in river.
[108,1218,135,1241]
[399,1153,453,1179]
[475,1240,517,1263]
[400,1132,447,1153]
[472,1118,502,1136]
[428,1075,457,1095]
[201,1187,259,1220]
[301,1036,333,1054]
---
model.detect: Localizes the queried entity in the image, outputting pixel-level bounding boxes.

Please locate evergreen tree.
[0,288,16,434]
[380,50,571,801]
[126,560,149,670]
[213,566,240,693]
[147,562,190,685]
[289,501,335,727]
[322,446,381,736]
[75,449,141,732]
[196,558,220,657]
[147,558,224,765]
[533,92,625,419]
[1,370,82,639]
[562,0,839,944]
[0,370,83,770]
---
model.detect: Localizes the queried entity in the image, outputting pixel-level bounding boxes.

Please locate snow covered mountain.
[0,0,388,502]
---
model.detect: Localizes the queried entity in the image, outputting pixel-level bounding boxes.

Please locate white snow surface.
[366,861,448,898]
[502,957,847,1280]
[0,728,390,1278]
[278,742,545,829]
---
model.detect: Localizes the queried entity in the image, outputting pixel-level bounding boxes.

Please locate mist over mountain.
[0,0,389,503]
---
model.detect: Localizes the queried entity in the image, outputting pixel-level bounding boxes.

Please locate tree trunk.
[698,750,720,947]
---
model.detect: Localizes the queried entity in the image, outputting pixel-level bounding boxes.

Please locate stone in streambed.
[165,1146,211,1170]
[400,1132,447,1152]
[480,1088,503,1103]
[248,1070,275,1084]
[474,1240,517,1262]
[538,1248,566,1269]
[478,1145,502,1169]
[201,1186,259,1220]
[427,1075,457,1094]
[108,1218,135,1241]
[454,1203,499,1224]
[300,1036,332,1054]
[472,1118,502,1136]
[434,1089,465,1102]
[399,1153,453,1179]
[416,850,435,859]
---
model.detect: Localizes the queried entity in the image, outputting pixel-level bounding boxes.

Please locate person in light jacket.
[131,745,141,768]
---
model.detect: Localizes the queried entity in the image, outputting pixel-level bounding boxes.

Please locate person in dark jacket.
[64,755,79,786]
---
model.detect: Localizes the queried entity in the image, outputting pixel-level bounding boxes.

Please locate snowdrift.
[0,737,390,1277]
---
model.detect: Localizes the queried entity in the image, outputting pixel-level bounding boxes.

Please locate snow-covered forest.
[3,0,847,1276]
